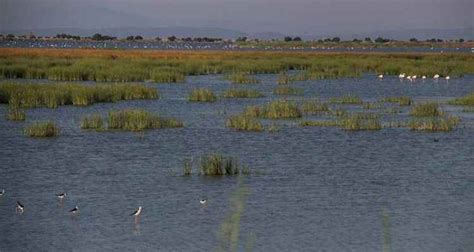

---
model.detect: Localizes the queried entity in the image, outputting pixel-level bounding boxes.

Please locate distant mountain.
[348,28,473,40]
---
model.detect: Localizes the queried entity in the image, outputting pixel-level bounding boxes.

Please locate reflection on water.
[0,74,473,251]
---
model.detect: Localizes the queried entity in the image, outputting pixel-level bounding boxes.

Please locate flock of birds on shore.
[0,189,208,219]
[377,73,451,81]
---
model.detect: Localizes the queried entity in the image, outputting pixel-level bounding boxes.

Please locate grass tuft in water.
[277,72,291,84]
[410,102,443,117]
[338,114,382,131]
[183,158,192,176]
[24,120,59,137]
[222,89,263,98]
[188,88,217,102]
[107,109,183,131]
[226,73,260,84]
[200,154,246,176]
[408,116,459,131]
[80,114,104,130]
[243,100,302,119]
[226,115,264,131]
[301,101,329,114]
[300,120,338,127]
[6,108,26,121]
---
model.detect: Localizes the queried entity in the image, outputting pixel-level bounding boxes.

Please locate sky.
[0,0,472,36]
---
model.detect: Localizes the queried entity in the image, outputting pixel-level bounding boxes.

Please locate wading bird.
[433,74,440,79]
[378,74,383,79]
[131,206,142,217]
[200,199,207,205]
[56,192,66,200]
[16,201,24,214]
[69,206,79,214]
[0,189,4,196]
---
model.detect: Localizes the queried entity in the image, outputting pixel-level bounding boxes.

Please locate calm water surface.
[0,75,473,251]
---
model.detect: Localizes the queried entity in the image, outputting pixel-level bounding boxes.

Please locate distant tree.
[168,36,177,42]
[332,37,341,42]
[375,37,390,43]
[236,36,247,42]
[317,39,323,43]
[459,38,464,43]
[92,33,103,41]
[134,35,143,40]
[409,38,418,42]
[183,37,192,42]
[293,36,302,41]
[284,36,293,42]
[6,34,15,40]
[437,39,443,42]
[155,37,162,41]
[126,36,134,40]
[364,37,372,42]
[352,38,362,43]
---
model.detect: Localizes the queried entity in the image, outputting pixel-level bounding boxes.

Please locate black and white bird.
[131,206,142,217]
[200,199,207,205]
[69,206,79,214]
[56,192,67,200]
[0,189,4,196]
[16,201,24,213]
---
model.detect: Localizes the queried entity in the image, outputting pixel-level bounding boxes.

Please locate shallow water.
[0,75,473,251]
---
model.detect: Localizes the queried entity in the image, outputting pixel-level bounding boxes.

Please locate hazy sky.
[1,0,472,35]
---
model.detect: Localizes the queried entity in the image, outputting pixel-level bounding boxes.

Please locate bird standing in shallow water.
[131,206,142,217]
[16,201,24,214]
[0,189,4,197]
[200,199,207,206]
[56,192,66,200]
[69,206,79,214]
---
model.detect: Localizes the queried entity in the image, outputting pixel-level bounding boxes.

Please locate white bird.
[0,189,4,196]
[69,206,79,214]
[433,74,440,79]
[422,76,427,79]
[131,206,142,217]
[399,73,406,78]
[445,76,450,80]
[378,74,384,79]
[56,192,66,200]
[406,76,412,81]
[200,199,207,205]
[16,201,24,213]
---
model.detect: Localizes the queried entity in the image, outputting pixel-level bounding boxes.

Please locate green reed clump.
[188,88,217,102]
[448,93,474,106]
[380,96,413,106]
[410,102,443,117]
[243,100,302,119]
[6,108,26,121]
[222,89,263,98]
[300,120,338,127]
[80,114,104,130]
[362,102,383,109]
[226,73,260,84]
[200,154,243,176]
[330,94,364,104]
[183,158,192,176]
[301,101,329,114]
[107,109,183,131]
[329,108,348,117]
[24,121,59,137]
[408,116,459,131]
[226,115,264,132]
[151,67,186,83]
[0,82,158,108]
[273,86,303,96]
[338,114,382,131]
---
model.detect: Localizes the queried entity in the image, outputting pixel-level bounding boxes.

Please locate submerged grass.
[222,89,263,98]
[273,86,303,96]
[448,93,474,106]
[329,94,363,104]
[0,82,158,108]
[188,88,217,102]
[410,102,443,117]
[226,115,264,132]
[380,96,413,106]
[24,120,59,137]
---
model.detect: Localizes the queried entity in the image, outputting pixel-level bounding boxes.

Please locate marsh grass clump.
[183,158,192,176]
[222,89,263,98]
[409,116,459,131]
[301,101,329,114]
[244,100,302,119]
[6,109,26,121]
[151,67,186,83]
[24,121,59,137]
[410,102,443,117]
[277,72,291,84]
[380,96,413,106]
[362,102,384,109]
[226,73,260,84]
[273,86,303,96]
[448,93,474,106]
[226,115,263,131]
[330,94,363,104]
[462,107,474,113]
[0,82,158,108]
[300,120,338,127]
[107,109,183,131]
[200,154,243,176]
[338,114,382,131]
[188,88,217,102]
[80,114,104,130]
[329,108,348,117]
